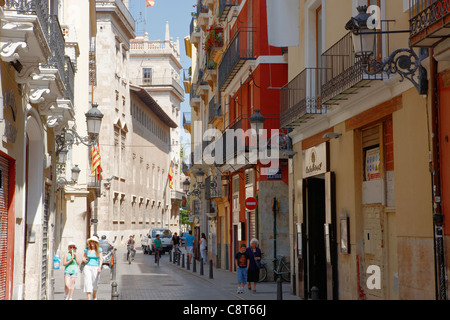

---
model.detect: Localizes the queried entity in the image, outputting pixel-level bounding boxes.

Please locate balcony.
[197,0,210,30]
[219,0,240,22]
[196,70,209,97]
[190,18,201,47]
[218,28,255,91]
[183,112,191,133]
[208,95,223,126]
[320,32,384,106]
[130,76,184,98]
[63,56,75,105]
[204,59,218,83]
[205,26,224,61]
[280,68,328,129]
[40,15,66,95]
[190,83,201,112]
[409,0,450,47]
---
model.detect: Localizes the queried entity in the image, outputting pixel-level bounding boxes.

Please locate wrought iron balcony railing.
[4,0,50,44]
[320,32,384,105]
[64,56,75,104]
[218,0,240,22]
[41,15,66,82]
[208,95,222,123]
[409,0,450,47]
[197,0,209,15]
[183,112,191,132]
[280,68,328,129]
[218,27,255,91]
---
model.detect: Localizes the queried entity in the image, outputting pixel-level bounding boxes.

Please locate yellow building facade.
[286,0,436,299]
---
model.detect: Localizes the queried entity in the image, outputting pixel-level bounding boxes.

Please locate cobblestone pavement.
[53,247,301,301]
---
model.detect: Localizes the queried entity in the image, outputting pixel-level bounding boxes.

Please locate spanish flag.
[146,0,155,7]
[168,161,174,189]
[91,140,103,181]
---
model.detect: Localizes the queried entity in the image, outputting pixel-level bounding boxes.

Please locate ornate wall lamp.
[345,5,428,95]
[55,103,104,155]
[183,168,217,199]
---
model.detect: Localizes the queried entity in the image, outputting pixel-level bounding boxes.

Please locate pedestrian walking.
[246,238,262,293]
[63,242,80,300]
[185,230,195,264]
[200,233,207,264]
[83,236,103,300]
[235,243,250,294]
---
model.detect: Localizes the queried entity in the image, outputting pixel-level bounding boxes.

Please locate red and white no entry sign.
[245,197,257,210]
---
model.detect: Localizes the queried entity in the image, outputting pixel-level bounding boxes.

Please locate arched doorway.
[23,109,45,299]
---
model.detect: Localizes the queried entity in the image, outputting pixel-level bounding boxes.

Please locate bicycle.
[155,247,161,266]
[173,245,181,264]
[127,247,135,265]
[258,254,291,283]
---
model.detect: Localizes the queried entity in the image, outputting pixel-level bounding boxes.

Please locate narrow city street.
[116,247,240,300]
[53,247,299,301]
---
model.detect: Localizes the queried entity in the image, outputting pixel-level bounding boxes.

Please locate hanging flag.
[146,0,155,7]
[91,140,103,181]
[168,161,174,190]
[266,0,300,47]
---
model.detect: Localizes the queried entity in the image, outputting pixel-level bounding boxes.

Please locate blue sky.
[128,0,195,159]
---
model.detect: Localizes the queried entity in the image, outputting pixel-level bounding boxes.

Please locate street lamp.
[57,164,81,188]
[344,5,427,95]
[195,168,205,185]
[85,103,104,138]
[56,103,104,156]
[249,109,265,134]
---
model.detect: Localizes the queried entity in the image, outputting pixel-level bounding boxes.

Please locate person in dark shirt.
[172,232,181,253]
[235,243,250,294]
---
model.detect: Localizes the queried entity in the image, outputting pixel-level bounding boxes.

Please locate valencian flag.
[146,0,155,7]
[168,161,174,189]
[91,140,103,181]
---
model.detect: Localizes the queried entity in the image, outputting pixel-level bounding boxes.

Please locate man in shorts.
[185,230,195,264]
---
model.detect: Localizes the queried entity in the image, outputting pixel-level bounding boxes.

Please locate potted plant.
[203,23,224,53]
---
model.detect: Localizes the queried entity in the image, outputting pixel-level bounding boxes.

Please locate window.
[143,68,152,84]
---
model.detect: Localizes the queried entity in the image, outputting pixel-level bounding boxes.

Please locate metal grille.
[40,189,49,300]
[0,156,9,300]
[280,68,328,129]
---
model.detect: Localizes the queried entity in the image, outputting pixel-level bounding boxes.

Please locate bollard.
[169,250,172,263]
[187,256,190,270]
[111,281,119,300]
[112,249,117,281]
[277,277,283,300]
[200,258,204,276]
[177,252,181,266]
[182,254,185,268]
[193,258,196,273]
[311,286,319,300]
[209,259,213,279]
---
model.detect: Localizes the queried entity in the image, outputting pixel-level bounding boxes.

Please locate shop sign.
[303,142,328,178]
[3,120,17,143]
[365,147,381,181]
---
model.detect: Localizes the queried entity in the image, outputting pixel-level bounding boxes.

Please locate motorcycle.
[101,246,115,270]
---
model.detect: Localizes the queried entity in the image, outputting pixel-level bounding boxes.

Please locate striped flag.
[168,161,174,190]
[146,0,155,7]
[91,140,103,181]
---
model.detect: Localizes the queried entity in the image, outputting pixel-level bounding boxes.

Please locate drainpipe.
[273,197,277,271]
[429,47,447,300]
